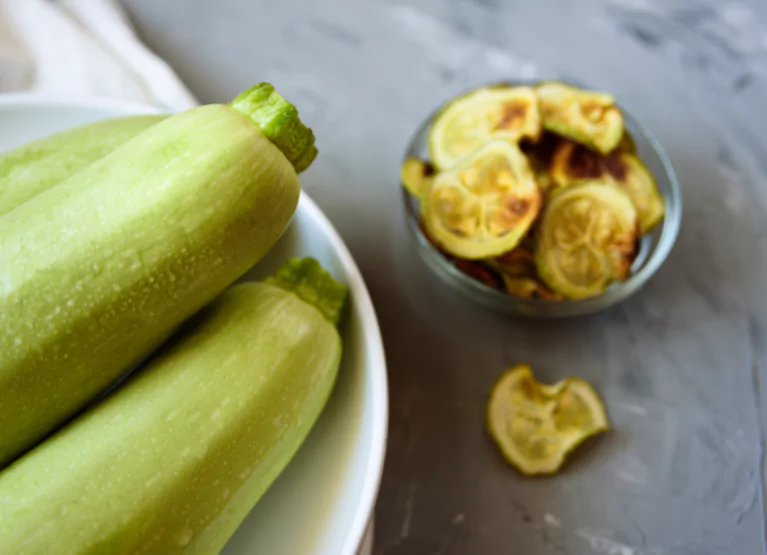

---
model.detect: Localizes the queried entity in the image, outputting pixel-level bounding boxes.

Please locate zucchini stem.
[230,83,318,173]
[265,258,348,326]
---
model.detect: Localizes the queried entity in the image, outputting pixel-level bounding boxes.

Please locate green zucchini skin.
[0,281,342,555]
[0,115,166,216]
[0,104,300,466]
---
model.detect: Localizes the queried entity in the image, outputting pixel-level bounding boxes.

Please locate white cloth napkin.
[0,0,197,109]
[0,1,374,553]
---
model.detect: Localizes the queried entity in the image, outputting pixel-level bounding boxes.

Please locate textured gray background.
[121,0,767,553]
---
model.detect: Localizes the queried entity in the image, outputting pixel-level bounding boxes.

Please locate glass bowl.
[401,80,682,318]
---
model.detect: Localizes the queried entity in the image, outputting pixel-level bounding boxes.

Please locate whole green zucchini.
[0,114,166,216]
[0,258,347,555]
[0,84,317,466]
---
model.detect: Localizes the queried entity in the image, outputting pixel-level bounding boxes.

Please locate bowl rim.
[401,78,682,318]
[297,193,389,555]
[0,93,389,554]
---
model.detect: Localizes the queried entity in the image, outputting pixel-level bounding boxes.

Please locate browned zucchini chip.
[549,141,664,233]
[422,140,542,259]
[536,182,639,299]
[538,82,624,154]
[429,85,541,170]
[401,156,435,197]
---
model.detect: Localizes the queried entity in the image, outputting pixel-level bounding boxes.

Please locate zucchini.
[0,115,166,216]
[0,84,316,466]
[0,258,347,555]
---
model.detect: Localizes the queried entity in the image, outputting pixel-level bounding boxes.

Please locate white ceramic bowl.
[0,95,388,555]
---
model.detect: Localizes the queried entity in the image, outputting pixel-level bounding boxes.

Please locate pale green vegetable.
[0,83,315,467]
[0,258,347,555]
[0,115,166,216]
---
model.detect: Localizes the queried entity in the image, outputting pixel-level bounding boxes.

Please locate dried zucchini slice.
[492,240,537,276]
[523,132,560,194]
[549,140,606,187]
[536,182,638,300]
[549,142,664,234]
[609,153,665,234]
[535,169,557,194]
[488,242,562,300]
[487,364,610,475]
[429,85,541,170]
[618,129,637,153]
[400,156,435,197]
[455,259,505,290]
[538,82,624,154]
[501,275,563,301]
[422,140,542,259]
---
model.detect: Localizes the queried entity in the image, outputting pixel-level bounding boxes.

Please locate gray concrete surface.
[121,0,767,553]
